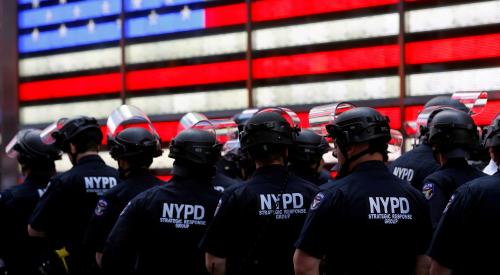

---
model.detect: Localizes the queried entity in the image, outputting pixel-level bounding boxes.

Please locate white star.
[59,24,68,37]
[181,5,191,20]
[73,5,81,18]
[59,0,66,4]
[32,0,40,9]
[102,0,111,14]
[45,10,53,22]
[148,10,158,26]
[132,0,142,9]
[164,0,174,5]
[116,18,122,29]
[31,28,40,41]
[87,20,96,33]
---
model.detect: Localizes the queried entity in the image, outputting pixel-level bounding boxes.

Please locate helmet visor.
[177,112,208,133]
[258,107,302,128]
[204,118,238,144]
[107,105,156,138]
[309,102,356,136]
[5,134,20,158]
[452,91,488,116]
[39,118,68,145]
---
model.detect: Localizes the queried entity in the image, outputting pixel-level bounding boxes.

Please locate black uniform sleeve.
[413,192,433,256]
[29,178,66,233]
[101,198,145,274]
[422,178,448,229]
[294,190,340,259]
[84,194,121,252]
[199,190,238,258]
[427,186,471,269]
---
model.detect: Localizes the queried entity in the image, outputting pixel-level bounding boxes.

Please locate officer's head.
[6,129,62,176]
[43,116,102,156]
[232,109,259,133]
[427,109,478,164]
[168,127,222,167]
[108,127,163,173]
[326,107,391,177]
[239,108,298,167]
[482,113,500,165]
[424,96,470,113]
[289,129,329,172]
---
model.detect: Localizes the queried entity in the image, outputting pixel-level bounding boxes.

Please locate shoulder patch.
[310,192,325,210]
[94,199,109,216]
[443,194,455,213]
[422,183,434,200]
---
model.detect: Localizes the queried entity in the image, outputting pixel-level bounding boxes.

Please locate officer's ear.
[69,143,78,154]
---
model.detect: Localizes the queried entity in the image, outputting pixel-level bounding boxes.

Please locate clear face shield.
[309,102,356,137]
[5,133,22,159]
[39,118,69,145]
[451,91,488,116]
[186,120,223,159]
[107,105,158,138]
[177,112,209,133]
[257,107,302,129]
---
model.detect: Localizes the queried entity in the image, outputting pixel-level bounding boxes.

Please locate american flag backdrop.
[17,0,500,174]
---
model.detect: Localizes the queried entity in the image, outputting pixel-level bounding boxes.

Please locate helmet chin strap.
[335,147,371,180]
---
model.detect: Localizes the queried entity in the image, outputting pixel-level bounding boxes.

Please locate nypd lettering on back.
[368,197,412,224]
[392,167,414,181]
[259,193,306,220]
[161,203,206,229]
[84,177,117,194]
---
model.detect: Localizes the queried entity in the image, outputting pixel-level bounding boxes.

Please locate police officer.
[84,121,164,268]
[421,109,486,228]
[101,126,222,274]
[289,129,331,185]
[427,113,500,274]
[201,108,319,275]
[389,96,469,190]
[294,107,432,275]
[28,116,118,275]
[0,129,61,275]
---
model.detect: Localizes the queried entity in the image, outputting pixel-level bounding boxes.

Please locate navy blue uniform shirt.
[428,173,500,274]
[389,143,440,190]
[295,161,432,275]
[101,166,221,275]
[200,165,319,275]
[0,175,51,275]
[29,155,118,274]
[421,158,486,228]
[289,165,331,186]
[84,168,163,253]
[213,171,239,192]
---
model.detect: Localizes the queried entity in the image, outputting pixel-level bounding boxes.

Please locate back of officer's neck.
[255,159,285,169]
[348,152,383,172]
[76,151,98,162]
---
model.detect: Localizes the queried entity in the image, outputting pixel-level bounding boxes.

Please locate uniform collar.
[252,164,288,179]
[350,160,387,173]
[76,154,104,166]
[442,157,469,168]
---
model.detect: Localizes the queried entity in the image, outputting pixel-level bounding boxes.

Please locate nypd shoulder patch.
[422,183,434,200]
[310,192,325,210]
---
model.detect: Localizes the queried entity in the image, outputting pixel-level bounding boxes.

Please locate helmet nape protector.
[483,113,500,148]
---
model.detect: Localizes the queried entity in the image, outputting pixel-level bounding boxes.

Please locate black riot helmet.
[326,107,391,148]
[289,129,330,164]
[424,96,470,113]
[233,109,259,132]
[168,127,222,165]
[483,113,500,148]
[40,116,102,152]
[427,109,478,150]
[108,127,163,160]
[239,108,300,153]
[6,129,62,164]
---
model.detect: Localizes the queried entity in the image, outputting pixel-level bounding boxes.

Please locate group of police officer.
[0,96,498,275]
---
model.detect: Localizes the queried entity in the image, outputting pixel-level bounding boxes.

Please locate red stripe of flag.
[19,73,121,101]
[406,33,500,65]
[205,0,399,28]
